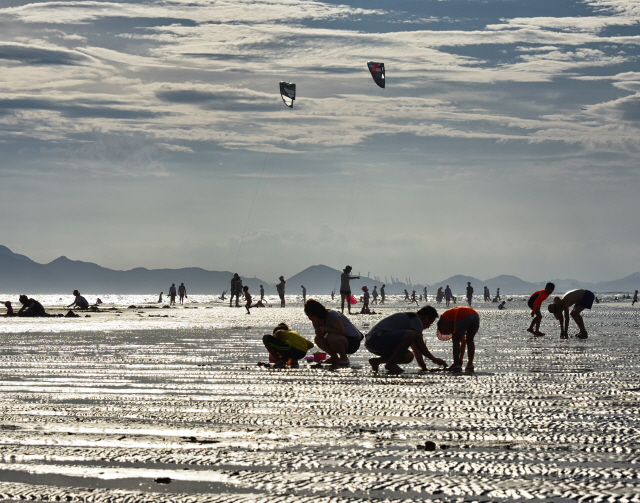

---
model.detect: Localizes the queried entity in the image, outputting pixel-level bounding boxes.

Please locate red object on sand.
[313,352,326,363]
[350,295,357,305]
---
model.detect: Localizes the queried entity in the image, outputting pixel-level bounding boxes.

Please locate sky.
[1,0,639,285]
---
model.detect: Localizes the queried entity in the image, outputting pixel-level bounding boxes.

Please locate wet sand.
[1,297,639,502]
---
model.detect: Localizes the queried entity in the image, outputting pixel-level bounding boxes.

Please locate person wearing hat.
[365,305,444,374]
[436,306,480,372]
[276,276,286,307]
[547,289,594,339]
[340,265,359,314]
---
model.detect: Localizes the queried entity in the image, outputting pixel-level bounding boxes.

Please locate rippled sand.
[1,297,639,502]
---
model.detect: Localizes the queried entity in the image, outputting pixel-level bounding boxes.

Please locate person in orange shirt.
[526,282,555,336]
[436,306,479,372]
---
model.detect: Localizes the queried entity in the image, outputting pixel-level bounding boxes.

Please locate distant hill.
[1,245,638,295]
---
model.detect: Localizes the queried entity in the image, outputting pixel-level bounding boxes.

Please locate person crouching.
[263,323,314,369]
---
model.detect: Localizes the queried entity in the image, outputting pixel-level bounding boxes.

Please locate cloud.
[0,43,88,65]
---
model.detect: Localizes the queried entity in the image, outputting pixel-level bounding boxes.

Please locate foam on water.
[0,297,639,502]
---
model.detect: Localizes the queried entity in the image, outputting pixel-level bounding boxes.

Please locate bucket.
[313,352,327,363]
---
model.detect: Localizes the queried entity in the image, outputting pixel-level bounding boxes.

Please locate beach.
[1,295,639,502]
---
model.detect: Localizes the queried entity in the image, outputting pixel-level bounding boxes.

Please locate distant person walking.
[340,266,360,314]
[436,287,443,303]
[409,290,418,305]
[230,273,241,307]
[495,288,501,301]
[178,283,187,304]
[548,289,595,339]
[404,289,410,301]
[484,286,491,302]
[633,290,638,306]
[527,283,555,336]
[372,286,378,305]
[301,285,306,304]
[380,284,386,304]
[466,282,474,306]
[169,283,177,305]
[260,285,265,303]
[243,286,256,314]
[276,276,286,307]
[423,287,428,302]
[67,290,89,310]
[445,285,453,307]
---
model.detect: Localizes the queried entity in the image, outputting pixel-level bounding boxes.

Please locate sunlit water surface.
[1,295,639,502]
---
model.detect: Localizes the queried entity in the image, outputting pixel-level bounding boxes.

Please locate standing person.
[445,285,453,307]
[496,288,501,301]
[466,282,474,306]
[169,283,177,305]
[409,290,418,305]
[361,286,370,314]
[436,306,480,372]
[260,285,265,303]
[331,290,335,300]
[67,290,89,310]
[263,323,314,369]
[304,298,363,367]
[633,290,638,306]
[158,292,163,303]
[371,285,378,305]
[178,283,187,304]
[17,295,47,317]
[548,289,595,339]
[436,287,444,303]
[301,285,306,304]
[423,287,428,302]
[380,284,386,304]
[230,273,241,307]
[276,276,286,307]
[243,285,256,314]
[527,282,555,336]
[484,286,490,302]
[365,305,445,374]
[340,266,360,314]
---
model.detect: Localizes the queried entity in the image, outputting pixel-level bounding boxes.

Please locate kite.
[279,82,296,108]
[367,61,385,88]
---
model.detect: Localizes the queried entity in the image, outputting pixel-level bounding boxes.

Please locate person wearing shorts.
[527,282,555,336]
[263,323,313,369]
[340,265,359,314]
[547,289,594,339]
[304,298,362,367]
[437,306,480,372]
[365,306,445,374]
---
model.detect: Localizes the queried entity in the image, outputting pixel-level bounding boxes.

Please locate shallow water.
[0,298,639,502]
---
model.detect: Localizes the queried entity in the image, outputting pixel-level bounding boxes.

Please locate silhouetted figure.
[178,283,187,304]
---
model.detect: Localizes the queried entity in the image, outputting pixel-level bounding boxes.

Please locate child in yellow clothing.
[263,323,314,368]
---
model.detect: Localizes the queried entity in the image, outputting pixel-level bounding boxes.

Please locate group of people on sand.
[263,297,479,373]
[527,283,595,339]
[2,291,92,317]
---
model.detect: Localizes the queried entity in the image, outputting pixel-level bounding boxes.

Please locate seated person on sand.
[304,299,363,367]
[3,301,14,317]
[17,295,47,317]
[527,283,555,336]
[364,306,445,374]
[263,323,314,369]
[67,290,89,310]
[547,289,594,339]
[498,301,506,310]
[436,306,480,372]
